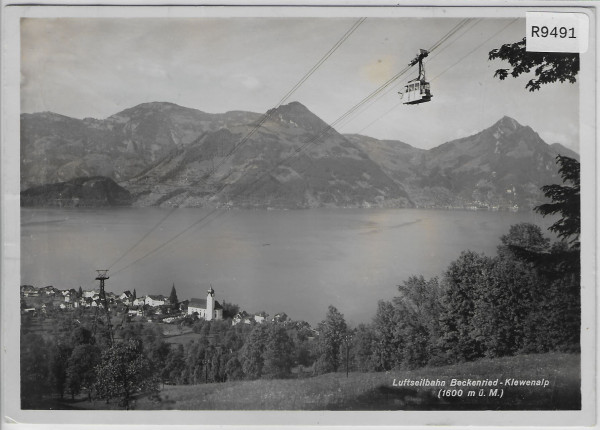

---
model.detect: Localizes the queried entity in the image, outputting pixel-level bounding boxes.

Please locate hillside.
[20,176,132,207]
[349,116,578,210]
[125,102,412,208]
[20,103,260,190]
[21,102,578,209]
[45,352,580,411]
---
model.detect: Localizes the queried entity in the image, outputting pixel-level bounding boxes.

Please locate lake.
[21,208,554,325]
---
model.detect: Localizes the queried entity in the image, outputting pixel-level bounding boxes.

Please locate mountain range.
[20,101,578,210]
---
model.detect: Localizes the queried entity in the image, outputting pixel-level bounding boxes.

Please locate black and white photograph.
[1,2,597,428]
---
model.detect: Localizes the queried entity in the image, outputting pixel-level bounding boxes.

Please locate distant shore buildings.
[21,283,230,323]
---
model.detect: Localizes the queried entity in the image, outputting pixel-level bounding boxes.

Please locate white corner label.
[526,12,589,53]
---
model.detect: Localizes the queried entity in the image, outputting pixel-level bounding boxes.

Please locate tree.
[535,155,580,247]
[471,254,540,357]
[78,286,83,298]
[221,301,240,320]
[488,38,579,91]
[241,324,268,379]
[21,333,51,408]
[66,343,101,400]
[48,342,72,399]
[168,284,178,308]
[498,223,550,257]
[70,326,95,346]
[262,324,294,378]
[93,340,159,409]
[147,338,171,384]
[532,156,581,352]
[132,289,137,301]
[224,356,244,381]
[439,251,494,362]
[371,300,400,371]
[162,344,186,384]
[205,346,224,383]
[351,324,376,372]
[393,276,443,368]
[315,305,347,374]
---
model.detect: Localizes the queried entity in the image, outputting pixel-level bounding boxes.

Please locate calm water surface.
[21,208,553,325]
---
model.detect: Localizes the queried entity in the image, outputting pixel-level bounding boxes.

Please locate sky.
[21,16,580,150]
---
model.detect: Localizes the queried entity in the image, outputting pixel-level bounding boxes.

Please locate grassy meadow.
[53,352,580,411]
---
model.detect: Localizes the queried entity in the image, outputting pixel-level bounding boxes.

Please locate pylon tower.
[93,269,114,346]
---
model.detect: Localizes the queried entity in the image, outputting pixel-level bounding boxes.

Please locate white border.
[1,2,597,428]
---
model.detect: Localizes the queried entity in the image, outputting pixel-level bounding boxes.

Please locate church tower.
[206,286,215,321]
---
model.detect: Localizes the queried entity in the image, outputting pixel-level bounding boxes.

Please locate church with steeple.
[187,286,223,320]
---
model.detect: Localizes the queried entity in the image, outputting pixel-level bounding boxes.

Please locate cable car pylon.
[399,49,433,105]
[92,269,114,346]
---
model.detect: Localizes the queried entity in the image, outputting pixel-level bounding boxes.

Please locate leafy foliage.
[169,284,179,307]
[315,305,347,374]
[371,300,400,371]
[162,344,185,384]
[394,276,443,368]
[93,340,159,409]
[535,155,580,246]
[66,344,101,400]
[439,251,493,362]
[241,324,269,379]
[498,223,550,257]
[221,301,240,320]
[369,276,443,372]
[224,356,244,381]
[20,333,51,408]
[48,342,72,399]
[351,324,376,372]
[262,324,294,378]
[471,255,540,357]
[489,38,579,91]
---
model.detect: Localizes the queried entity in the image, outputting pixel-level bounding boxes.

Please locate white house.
[187,287,223,321]
[64,289,77,303]
[232,311,251,326]
[254,312,268,324]
[83,290,99,299]
[145,295,166,307]
[40,286,59,296]
[231,311,269,326]
[133,296,146,306]
[119,291,133,305]
[20,285,38,297]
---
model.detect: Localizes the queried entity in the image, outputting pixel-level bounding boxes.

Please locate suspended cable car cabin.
[400,49,432,105]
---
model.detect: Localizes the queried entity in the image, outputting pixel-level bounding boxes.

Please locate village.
[20,283,281,327]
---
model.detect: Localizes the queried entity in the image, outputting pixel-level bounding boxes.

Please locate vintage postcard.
[1,1,597,428]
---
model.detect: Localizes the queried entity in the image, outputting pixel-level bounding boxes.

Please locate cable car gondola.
[400,49,433,105]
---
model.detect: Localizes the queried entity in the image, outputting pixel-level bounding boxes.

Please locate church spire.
[206,284,215,320]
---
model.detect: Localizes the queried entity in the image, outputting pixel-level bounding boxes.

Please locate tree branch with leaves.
[535,155,580,247]
[489,38,579,91]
